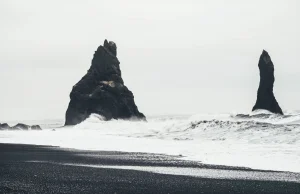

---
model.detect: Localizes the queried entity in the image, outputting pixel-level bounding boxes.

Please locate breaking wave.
[75,110,300,144]
[1,110,300,172]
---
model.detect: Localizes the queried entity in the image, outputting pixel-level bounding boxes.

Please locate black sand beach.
[0,143,299,194]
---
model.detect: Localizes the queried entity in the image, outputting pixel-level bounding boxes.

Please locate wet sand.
[0,143,299,194]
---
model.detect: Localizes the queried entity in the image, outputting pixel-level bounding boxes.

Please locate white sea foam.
[1,111,300,173]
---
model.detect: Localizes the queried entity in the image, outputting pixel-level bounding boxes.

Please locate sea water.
[1,109,300,172]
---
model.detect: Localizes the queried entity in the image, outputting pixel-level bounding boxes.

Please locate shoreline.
[1,143,299,193]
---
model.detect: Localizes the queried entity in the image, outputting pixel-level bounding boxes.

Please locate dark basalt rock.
[252,50,283,115]
[12,123,30,130]
[65,39,146,125]
[31,125,42,130]
[0,123,10,130]
[0,123,42,130]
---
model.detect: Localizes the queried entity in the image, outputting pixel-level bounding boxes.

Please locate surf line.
[25,160,300,183]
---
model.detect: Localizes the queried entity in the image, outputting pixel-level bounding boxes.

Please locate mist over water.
[1,110,300,172]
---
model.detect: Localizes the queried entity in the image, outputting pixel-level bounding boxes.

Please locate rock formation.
[0,123,42,130]
[252,50,283,114]
[12,123,30,130]
[0,123,10,130]
[65,40,146,125]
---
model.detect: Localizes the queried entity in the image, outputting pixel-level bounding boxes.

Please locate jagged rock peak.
[65,39,145,125]
[103,39,117,56]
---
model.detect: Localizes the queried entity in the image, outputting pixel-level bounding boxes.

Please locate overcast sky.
[0,0,299,121]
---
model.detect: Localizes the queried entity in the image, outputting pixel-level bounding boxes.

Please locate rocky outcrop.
[0,123,10,130]
[0,123,42,130]
[252,50,283,114]
[12,123,30,130]
[31,125,42,130]
[65,39,146,125]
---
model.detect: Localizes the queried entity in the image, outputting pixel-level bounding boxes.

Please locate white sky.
[0,0,299,121]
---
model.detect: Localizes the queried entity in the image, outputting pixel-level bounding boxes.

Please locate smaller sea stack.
[252,50,283,114]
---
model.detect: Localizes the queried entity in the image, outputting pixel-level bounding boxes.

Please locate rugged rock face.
[65,40,146,125]
[0,123,42,130]
[252,50,283,114]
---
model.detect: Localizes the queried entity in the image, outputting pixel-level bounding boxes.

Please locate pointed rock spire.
[252,50,283,114]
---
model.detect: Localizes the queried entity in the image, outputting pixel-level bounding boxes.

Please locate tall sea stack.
[252,50,283,114]
[65,40,146,125]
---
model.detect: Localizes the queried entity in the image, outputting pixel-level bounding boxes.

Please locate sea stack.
[252,50,283,114]
[65,40,146,125]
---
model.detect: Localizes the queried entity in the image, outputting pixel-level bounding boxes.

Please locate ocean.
[1,109,300,173]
